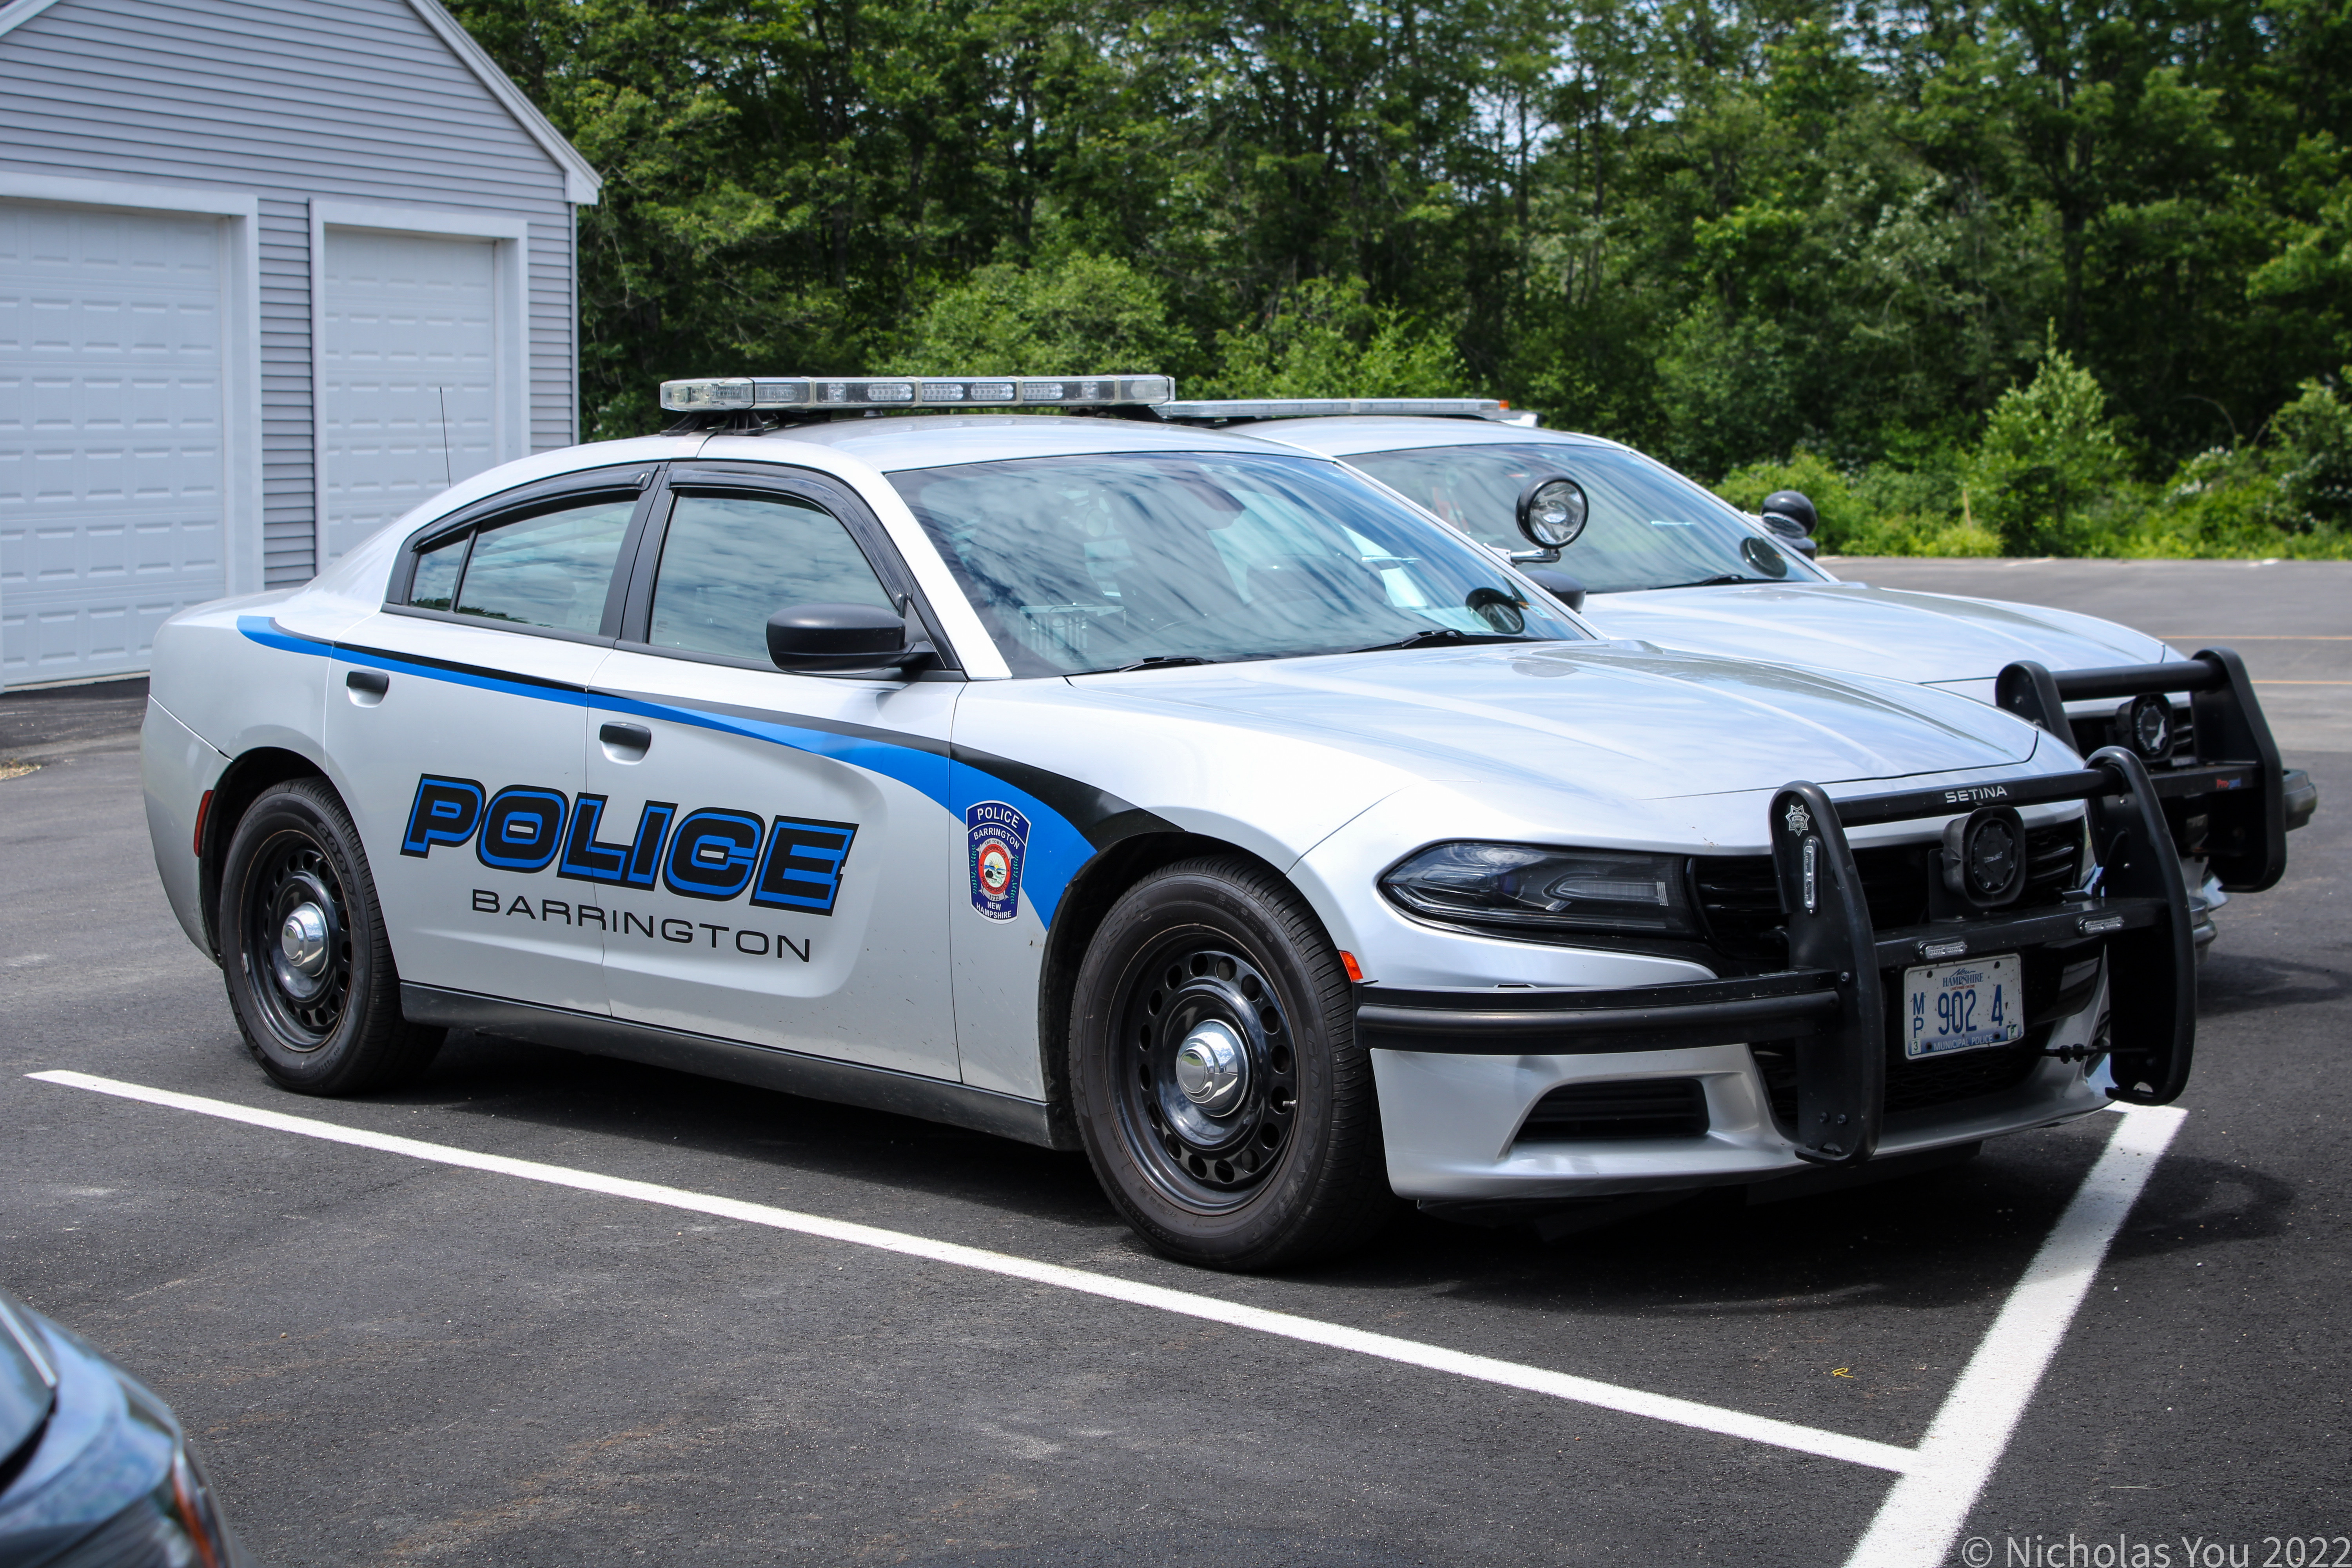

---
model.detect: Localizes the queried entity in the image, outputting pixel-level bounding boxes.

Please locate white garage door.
[0,201,228,687]
[318,229,502,565]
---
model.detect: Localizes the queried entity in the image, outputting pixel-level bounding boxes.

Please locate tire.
[1069,855,1397,1270]
[218,777,443,1094]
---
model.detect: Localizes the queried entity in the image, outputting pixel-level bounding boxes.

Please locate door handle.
[599,721,652,759]
[345,669,389,695]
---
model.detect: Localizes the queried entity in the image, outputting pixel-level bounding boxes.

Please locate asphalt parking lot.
[2,561,2345,1566]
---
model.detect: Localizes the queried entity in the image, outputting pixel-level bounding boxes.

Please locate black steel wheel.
[1070,855,1396,1269]
[1117,941,1295,1206]
[218,778,442,1094]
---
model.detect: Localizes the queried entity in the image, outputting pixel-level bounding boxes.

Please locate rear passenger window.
[445,498,636,634]
[408,534,466,611]
[647,493,898,664]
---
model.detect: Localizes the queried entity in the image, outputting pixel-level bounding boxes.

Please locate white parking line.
[27,1068,2183,1543]
[1842,1102,2185,1567]
[28,1068,1911,1471]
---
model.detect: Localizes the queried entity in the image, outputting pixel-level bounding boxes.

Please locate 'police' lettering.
[477,787,566,873]
[752,817,857,915]
[559,794,675,887]
[403,777,485,857]
[663,808,764,901]
[407,773,857,920]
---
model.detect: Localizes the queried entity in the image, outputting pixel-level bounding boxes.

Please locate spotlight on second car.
[1516,476,1588,554]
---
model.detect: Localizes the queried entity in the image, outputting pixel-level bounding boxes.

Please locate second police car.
[1159,399,2314,954]
[141,376,2196,1270]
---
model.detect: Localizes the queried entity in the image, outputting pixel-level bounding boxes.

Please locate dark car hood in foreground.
[0,1295,51,1482]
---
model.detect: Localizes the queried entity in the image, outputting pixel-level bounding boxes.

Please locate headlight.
[1381,842,1697,938]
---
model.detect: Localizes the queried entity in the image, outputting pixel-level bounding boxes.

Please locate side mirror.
[1519,566,1587,613]
[1759,489,1821,558]
[766,603,930,674]
[1515,476,1589,557]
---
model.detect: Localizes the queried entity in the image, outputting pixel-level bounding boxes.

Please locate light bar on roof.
[1157,397,1522,421]
[661,374,1174,413]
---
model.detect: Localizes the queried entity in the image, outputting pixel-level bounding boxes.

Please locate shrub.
[2271,368,2352,530]
[1202,277,1469,399]
[1964,349,2134,554]
[887,254,1185,376]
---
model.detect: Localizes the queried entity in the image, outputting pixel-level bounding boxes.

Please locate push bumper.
[1361,747,2192,1200]
[1998,648,2303,891]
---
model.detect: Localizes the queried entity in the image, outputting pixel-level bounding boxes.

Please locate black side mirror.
[766,603,931,674]
[1759,489,1821,557]
[1759,489,1818,534]
[1519,566,1587,613]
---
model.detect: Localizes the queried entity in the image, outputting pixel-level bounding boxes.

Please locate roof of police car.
[705,412,1308,472]
[1236,416,1623,457]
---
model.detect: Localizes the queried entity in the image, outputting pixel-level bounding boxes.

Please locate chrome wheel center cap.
[1172,1020,1249,1116]
[280,904,330,978]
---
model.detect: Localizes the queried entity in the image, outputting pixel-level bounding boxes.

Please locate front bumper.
[1358,747,2193,1200]
[1999,648,2305,892]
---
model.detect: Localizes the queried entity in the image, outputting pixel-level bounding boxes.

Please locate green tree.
[886,254,1187,376]
[1967,347,2134,551]
[1201,276,1471,397]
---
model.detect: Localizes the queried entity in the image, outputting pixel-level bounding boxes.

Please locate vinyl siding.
[0,0,579,587]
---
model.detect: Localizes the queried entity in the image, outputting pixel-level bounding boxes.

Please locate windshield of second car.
[1348,441,1830,595]
[891,451,1584,676]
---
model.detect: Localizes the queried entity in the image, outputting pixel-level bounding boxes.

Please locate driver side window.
[646,492,898,664]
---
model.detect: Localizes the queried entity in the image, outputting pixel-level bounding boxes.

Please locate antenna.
[436,385,454,490]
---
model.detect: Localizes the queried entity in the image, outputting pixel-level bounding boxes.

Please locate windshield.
[891,451,1584,676]
[1348,441,1830,595]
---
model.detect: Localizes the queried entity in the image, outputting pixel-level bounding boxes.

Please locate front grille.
[1693,823,2083,963]
[1516,1078,1709,1143]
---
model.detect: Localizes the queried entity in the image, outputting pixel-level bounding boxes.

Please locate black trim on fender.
[1356,971,1841,1055]
[400,984,1078,1151]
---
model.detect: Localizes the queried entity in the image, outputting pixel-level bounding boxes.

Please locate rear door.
[585,465,962,1078]
[322,465,657,1012]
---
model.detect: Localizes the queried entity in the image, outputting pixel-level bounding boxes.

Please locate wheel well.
[1033,831,1289,1147]
[198,747,328,957]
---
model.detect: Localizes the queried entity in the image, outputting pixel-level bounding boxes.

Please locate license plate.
[1903,954,2025,1060]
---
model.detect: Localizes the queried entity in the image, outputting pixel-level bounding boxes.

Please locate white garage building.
[0,0,599,688]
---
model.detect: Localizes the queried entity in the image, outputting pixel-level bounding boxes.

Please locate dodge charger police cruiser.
[1159,398,2314,951]
[141,375,2195,1270]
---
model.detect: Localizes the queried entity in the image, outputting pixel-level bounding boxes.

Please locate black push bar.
[1996,648,2286,892]
[1771,746,2194,1167]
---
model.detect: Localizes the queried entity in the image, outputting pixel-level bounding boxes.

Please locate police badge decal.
[966,802,1029,920]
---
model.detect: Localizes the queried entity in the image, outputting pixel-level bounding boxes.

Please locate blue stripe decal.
[238,614,1087,926]
[237,615,330,657]
[588,691,949,808]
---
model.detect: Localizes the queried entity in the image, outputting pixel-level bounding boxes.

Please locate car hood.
[1584,582,2174,688]
[1071,639,2042,804]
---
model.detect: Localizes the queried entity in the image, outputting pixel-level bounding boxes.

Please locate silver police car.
[140,375,2195,1270]
[1161,399,2313,949]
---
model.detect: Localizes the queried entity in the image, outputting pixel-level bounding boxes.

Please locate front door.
[323,470,653,1012]
[586,467,961,1079]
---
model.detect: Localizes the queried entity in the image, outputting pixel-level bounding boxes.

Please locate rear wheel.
[218,778,442,1094]
[1069,856,1396,1270]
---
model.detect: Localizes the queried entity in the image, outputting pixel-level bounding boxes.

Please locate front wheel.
[218,777,442,1094]
[1069,856,1396,1270]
